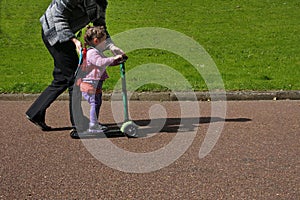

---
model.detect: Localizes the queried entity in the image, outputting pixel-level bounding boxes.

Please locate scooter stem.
[120,62,129,122]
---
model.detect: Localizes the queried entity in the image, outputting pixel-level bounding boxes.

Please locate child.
[81,26,124,133]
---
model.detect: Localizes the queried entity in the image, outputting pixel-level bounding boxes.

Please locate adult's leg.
[95,81,104,120]
[26,31,86,128]
[26,32,73,120]
[70,76,90,131]
[26,66,69,118]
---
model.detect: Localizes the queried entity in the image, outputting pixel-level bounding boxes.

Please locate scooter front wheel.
[121,121,138,138]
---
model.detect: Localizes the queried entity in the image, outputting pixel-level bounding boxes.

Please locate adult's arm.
[53,0,78,43]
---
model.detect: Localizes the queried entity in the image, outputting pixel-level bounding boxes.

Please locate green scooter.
[70,49,138,139]
[118,61,138,138]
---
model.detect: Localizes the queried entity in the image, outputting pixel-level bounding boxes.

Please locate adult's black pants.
[26,31,88,131]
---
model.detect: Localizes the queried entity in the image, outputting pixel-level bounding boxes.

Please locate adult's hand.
[71,38,82,54]
[105,37,125,55]
[110,45,125,56]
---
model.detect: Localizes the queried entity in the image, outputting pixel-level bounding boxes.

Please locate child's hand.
[113,55,123,61]
[122,54,128,61]
[110,54,128,66]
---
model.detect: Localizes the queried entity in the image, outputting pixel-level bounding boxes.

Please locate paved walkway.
[0,100,299,199]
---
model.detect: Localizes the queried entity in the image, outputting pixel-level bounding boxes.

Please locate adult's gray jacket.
[40,0,108,46]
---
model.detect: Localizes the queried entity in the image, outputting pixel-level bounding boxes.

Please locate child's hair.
[84,25,106,46]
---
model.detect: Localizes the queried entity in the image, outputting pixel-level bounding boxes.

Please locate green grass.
[0,0,299,93]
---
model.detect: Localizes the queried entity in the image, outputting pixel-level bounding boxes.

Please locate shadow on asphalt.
[48,127,74,132]
[77,117,251,139]
[134,117,251,137]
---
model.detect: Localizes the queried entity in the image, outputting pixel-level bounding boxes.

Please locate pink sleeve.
[87,48,115,69]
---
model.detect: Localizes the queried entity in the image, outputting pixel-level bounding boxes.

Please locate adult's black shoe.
[26,115,52,131]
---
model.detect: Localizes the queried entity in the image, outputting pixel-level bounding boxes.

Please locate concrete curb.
[1,91,300,101]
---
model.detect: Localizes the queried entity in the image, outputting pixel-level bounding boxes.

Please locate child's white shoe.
[88,123,104,134]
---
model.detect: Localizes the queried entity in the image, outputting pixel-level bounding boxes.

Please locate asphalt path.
[0,100,299,199]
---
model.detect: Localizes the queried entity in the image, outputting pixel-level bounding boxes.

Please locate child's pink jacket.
[83,47,117,81]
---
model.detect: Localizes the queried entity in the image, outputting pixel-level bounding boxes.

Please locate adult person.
[25,0,125,137]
